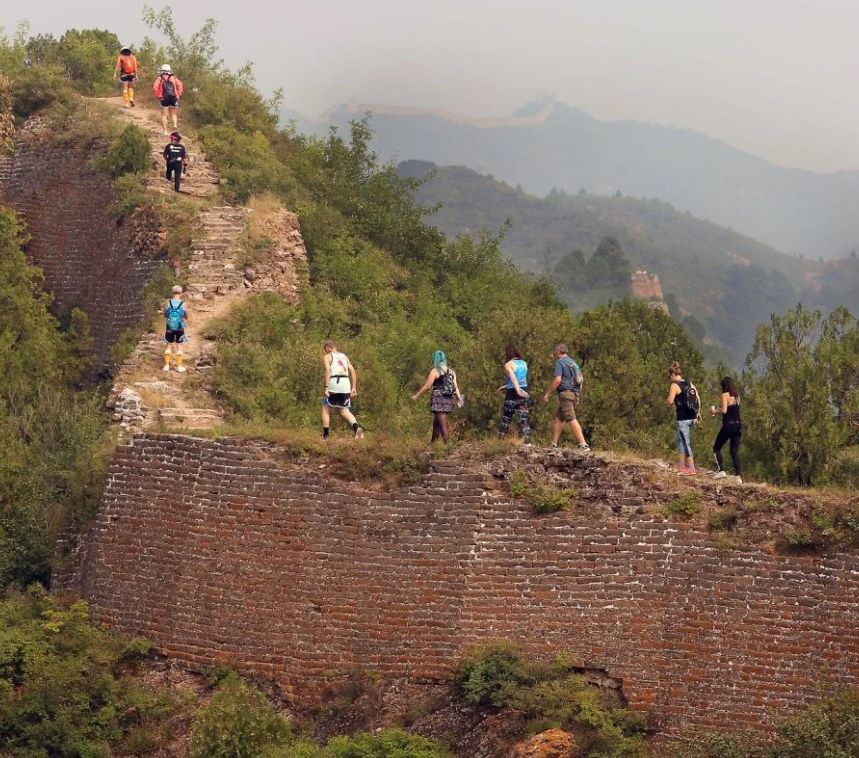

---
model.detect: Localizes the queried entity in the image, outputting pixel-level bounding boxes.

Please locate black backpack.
[161,76,176,98]
[439,370,456,397]
[680,381,701,418]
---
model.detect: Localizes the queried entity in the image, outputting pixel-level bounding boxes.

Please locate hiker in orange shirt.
[152,65,184,135]
[113,47,138,108]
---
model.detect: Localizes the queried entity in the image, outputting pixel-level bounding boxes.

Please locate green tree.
[570,299,703,449]
[553,248,586,292]
[585,236,631,289]
[742,305,856,485]
[190,673,292,758]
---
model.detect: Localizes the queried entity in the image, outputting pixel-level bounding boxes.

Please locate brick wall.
[0,124,162,369]
[69,435,859,738]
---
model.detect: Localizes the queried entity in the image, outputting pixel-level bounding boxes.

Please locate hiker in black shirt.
[163,132,186,192]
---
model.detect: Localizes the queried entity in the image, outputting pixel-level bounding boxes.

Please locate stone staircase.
[103,98,307,431]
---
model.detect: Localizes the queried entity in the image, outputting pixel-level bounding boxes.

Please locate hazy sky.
[4,1,858,172]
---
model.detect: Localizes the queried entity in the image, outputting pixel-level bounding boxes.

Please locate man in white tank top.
[322,340,364,438]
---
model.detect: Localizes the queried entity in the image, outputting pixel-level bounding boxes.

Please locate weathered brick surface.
[70,435,859,738]
[0,124,162,368]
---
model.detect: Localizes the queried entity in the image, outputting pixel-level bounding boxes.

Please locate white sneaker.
[736,477,743,484]
[354,426,365,439]
[162,365,170,372]
[176,366,187,373]
[578,443,591,453]
[713,470,727,479]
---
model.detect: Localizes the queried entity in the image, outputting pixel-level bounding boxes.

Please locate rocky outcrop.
[509,730,579,758]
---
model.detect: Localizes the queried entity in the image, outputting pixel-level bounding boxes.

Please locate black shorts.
[119,73,137,83]
[165,329,185,344]
[323,393,351,409]
[160,96,179,108]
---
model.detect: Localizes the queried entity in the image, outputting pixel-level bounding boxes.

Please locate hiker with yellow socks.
[114,47,138,108]
[163,285,188,373]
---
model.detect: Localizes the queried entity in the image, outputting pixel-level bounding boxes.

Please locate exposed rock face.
[509,730,579,758]
[629,269,669,314]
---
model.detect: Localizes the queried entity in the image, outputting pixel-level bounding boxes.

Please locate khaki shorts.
[556,390,580,421]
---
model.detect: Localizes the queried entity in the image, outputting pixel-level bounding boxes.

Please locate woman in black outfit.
[711,376,742,481]
[412,350,461,443]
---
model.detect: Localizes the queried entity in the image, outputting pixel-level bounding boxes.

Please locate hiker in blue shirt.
[543,343,590,452]
[498,344,532,445]
[163,285,187,372]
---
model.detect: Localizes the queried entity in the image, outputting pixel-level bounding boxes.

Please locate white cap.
[159,64,172,74]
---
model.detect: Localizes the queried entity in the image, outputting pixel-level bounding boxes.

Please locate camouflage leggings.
[499,397,532,442]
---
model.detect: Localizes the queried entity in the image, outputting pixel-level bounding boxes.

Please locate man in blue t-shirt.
[542,343,590,452]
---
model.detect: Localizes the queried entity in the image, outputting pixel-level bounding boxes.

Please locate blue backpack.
[165,300,185,331]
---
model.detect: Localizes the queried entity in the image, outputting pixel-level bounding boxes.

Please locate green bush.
[455,641,533,707]
[261,729,449,758]
[455,644,647,754]
[686,691,859,758]
[663,491,703,518]
[509,471,577,514]
[324,729,448,758]
[707,509,738,531]
[10,64,75,120]
[93,122,151,178]
[189,672,292,758]
[0,587,181,755]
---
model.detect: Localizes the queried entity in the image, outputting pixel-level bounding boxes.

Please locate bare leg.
[161,108,168,134]
[568,419,585,445]
[339,407,357,426]
[321,404,330,429]
[170,107,178,129]
[552,418,564,445]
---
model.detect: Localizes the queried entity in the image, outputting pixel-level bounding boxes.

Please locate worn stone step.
[157,407,223,428]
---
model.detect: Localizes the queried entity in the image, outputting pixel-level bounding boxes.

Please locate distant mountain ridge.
[286,97,859,259]
[400,160,859,362]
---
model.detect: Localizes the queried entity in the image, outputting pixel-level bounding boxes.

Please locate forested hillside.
[403,160,859,361]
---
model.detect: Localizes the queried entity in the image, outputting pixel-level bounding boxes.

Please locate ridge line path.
[96,97,307,431]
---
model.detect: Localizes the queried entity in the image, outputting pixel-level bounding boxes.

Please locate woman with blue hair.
[412,350,462,443]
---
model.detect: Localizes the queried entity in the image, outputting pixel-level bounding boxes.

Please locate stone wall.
[68,435,859,738]
[0,123,162,369]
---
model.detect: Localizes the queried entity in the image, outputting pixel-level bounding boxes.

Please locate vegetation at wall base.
[685,690,859,758]
[455,642,648,755]
[0,210,108,590]
[0,587,187,756]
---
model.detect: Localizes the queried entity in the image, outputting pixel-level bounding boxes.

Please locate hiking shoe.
[354,426,365,439]
[713,470,727,480]
[161,365,170,372]
[736,477,743,484]
[176,365,187,373]
[549,442,559,449]
[578,443,591,453]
